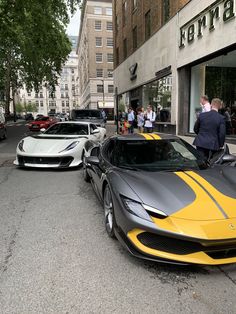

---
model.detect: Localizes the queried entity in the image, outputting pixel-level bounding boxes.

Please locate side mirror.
[85,156,100,166]
[222,154,236,163]
[40,128,46,132]
[92,129,100,134]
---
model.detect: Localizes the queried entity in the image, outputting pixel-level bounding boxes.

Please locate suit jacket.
[193,110,226,151]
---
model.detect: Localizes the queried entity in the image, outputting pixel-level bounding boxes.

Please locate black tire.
[103,185,116,238]
[82,152,90,182]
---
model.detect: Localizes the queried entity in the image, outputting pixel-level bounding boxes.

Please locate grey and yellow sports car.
[83,133,236,265]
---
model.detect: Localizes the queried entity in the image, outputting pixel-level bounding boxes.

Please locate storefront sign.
[179,0,235,48]
[98,101,114,108]
[129,63,138,81]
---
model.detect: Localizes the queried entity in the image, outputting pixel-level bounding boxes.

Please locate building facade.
[113,0,236,142]
[19,36,79,116]
[77,0,114,119]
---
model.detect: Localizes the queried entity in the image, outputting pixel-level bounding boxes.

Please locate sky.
[67,9,81,36]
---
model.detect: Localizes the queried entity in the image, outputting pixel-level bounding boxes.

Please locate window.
[133,26,137,49]
[145,10,151,40]
[40,101,44,107]
[40,92,43,98]
[115,15,119,33]
[27,91,31,97]
[116,48,119,65]
[94,7,102,15]
[106,7,112,16]
[97,85,104,93]
[72,84,75,90]
[107,53,113,63]
[96,69,103,78]
[35,93,39,98]
[107,69,113,78]
[96,37,102,47]
[132,0,137,11]
[71,68,75,74]
[73,100,76,107]
[123,38,127,59]
[65,92,69,98]
[107,38,113,47]
[61,93,64,98]
[163,0,170,23]
[72,76,75,81]
[96,53,103,63]
[108,85,114,93]
[95,20,102,30]
[66,101,69,107]
[107,21,113,31]
[62,101,65,107]
[65,84,68,90]
[122,1,127,26]
[35,101,39,107]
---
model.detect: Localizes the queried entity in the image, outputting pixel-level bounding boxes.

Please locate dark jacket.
[193,110,226,151]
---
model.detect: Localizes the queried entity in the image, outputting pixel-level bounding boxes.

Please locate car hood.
[118,167,236,221]
[20,135,86,154]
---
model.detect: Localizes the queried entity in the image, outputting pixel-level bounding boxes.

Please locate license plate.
[32,125,38,128]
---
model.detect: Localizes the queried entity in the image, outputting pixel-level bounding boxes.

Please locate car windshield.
[74,110,102,119]
[35,116,49,121]
[45,123,88,135]
[114,139,208,172]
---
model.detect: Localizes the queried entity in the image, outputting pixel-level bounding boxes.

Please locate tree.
[0,0,81,114]
[15,103,24,113]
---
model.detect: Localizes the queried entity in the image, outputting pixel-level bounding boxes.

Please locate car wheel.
[82,152,90,182]
[104,185,116,238]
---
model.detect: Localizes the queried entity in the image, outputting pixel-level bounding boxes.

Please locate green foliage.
[25,102,37,113]
[0,0,81,112]
[15,103,24,113]
[118,100,126,112]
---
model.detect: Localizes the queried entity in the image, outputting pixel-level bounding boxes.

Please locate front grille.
[18,156,73,167]
[137,232,236,258]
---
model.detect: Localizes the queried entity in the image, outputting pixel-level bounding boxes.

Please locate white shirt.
[128,111,135,122]
[144,111,156,128]
[202,102,211,113]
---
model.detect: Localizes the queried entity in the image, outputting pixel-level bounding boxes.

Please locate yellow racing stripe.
[139,133,154,140]
[186,171,236,219]
[150,133,161,140]
[172,172,225,220]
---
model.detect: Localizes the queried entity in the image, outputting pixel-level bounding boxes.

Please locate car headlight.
[121,196,167,222]
[28,124,32,127]
[59,141,80,153]
[18,140,25,152]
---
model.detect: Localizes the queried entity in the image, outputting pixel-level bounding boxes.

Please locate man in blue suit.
[193,98,226,159]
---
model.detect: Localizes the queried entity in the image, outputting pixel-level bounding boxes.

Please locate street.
[0,123,236,314]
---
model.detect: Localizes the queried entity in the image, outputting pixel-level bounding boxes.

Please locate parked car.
[25,113,34,121]
[83,133,236,266]
[14,121,106,168]
[70,109,106,128]
[27,116,56,131]
[0,112,7,140]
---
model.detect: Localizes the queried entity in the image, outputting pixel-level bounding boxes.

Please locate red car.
[28,116,56,132]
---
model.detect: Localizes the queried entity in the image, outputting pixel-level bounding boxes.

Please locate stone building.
[77,0,114,119]
[113,0,236,142]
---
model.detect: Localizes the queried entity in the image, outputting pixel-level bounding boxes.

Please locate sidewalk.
[180,135,236,155]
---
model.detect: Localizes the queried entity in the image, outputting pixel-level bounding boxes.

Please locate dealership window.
[107,21,113,31]
[96,53,103,63]
[143,75,172,122]
[96,37,102,47]
[96,69,103,77]
[190,50,236,136]
[145,10,151,40]
[95,20,102,30]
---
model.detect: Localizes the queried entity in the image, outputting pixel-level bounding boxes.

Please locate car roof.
[110,133,180,141]
[54,121,94,125]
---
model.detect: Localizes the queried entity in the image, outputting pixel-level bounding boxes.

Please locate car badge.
[229,223,236,230]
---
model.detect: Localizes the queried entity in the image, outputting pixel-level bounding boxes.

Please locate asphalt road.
[0,123,236,313]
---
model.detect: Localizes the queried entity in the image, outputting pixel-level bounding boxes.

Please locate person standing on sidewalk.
[144,105,156,133]
[127,108,135,134]
[193,98,226,159]
[200,95,211,113]
[137,108,144,133]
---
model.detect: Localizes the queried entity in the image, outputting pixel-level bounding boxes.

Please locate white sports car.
[14,121,106,168]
